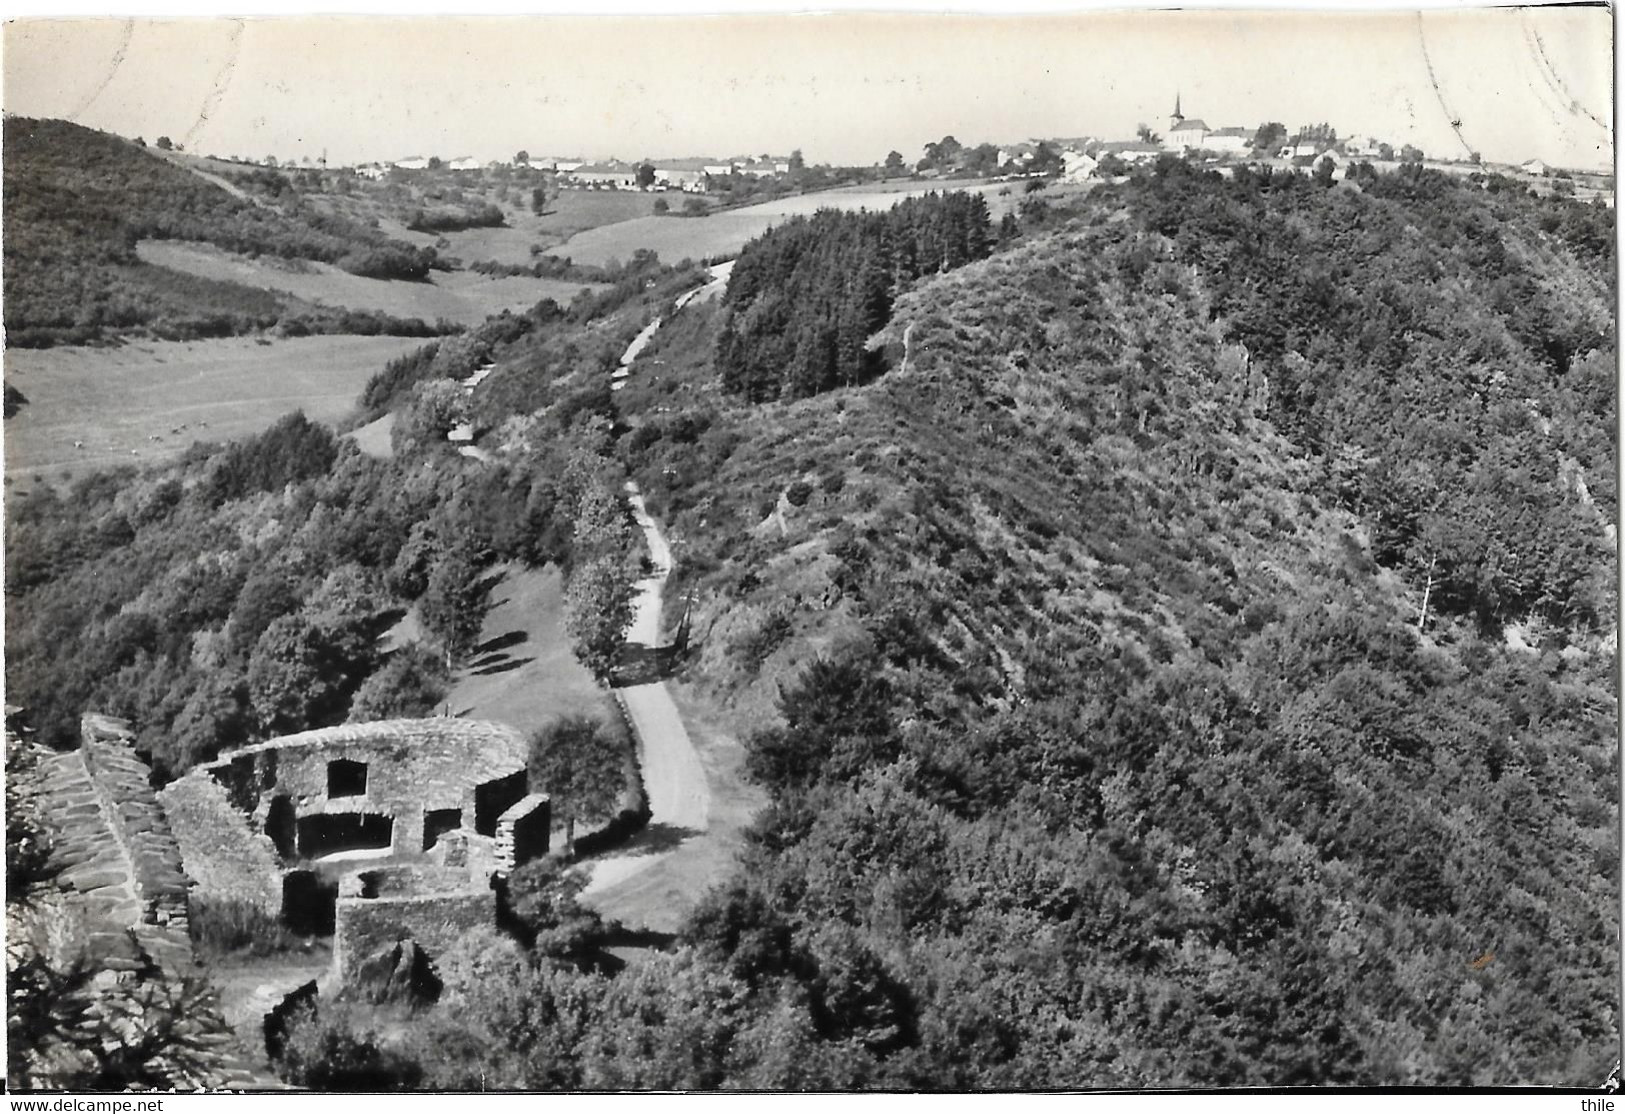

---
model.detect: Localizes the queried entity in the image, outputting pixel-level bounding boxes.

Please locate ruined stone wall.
[157,772,282,918]
[494,794,550,875]
[29,716,285,1089]
[332,890,495,982]
[192,719,529,858]
[79,714,192,930]
[40,715,194,972]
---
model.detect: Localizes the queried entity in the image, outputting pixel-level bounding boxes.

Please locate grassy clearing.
[135,240,598,326]
[438,565,619,738]
[548,180,1011,267]
[3,333,425,488]
[346,411,397,458]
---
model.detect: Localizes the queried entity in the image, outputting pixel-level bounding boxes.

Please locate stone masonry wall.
[192,719,529,858]
[333,890,495,982]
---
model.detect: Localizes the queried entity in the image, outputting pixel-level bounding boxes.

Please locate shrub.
[190,895,301,958]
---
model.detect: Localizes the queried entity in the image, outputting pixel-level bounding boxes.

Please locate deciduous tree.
[418,546,490,669]
[562,555,636,681]
[527,714,627,853]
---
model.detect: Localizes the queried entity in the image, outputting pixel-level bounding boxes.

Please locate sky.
[2,5,1613,171]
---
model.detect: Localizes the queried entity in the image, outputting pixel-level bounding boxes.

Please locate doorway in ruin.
[265,795,296,860]
[474,770,528,836]
[281,870,338,936]
[296,812,394,858]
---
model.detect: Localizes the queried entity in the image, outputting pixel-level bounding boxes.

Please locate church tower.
[1170,92,1184,132]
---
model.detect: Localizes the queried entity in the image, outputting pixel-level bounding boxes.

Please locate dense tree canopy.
[716,192,993,401]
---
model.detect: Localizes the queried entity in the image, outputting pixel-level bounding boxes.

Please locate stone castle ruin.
[26,712,551,1087]
[159,717,551,982]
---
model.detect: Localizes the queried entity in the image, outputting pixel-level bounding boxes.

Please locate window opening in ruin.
[474,769,528,836]
[297,812,394,858]
[328,758,368,798]
[266,795,297,860]
[423,807,463,851]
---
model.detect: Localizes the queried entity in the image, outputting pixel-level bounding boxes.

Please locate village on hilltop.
[209,92,1606,208]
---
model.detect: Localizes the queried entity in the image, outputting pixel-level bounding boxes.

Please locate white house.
[567,163,637,189]
[1343,135,1384,158]
[1204,127,1252,155]
[1279,141,1324,160]
[1521,158,1550,177]
[392,156,431,170]
[1094,140,1163,166]
[1062,151,1099,181]
[447,156,482,172]
[703,163,735,176]
[654,167,708,192]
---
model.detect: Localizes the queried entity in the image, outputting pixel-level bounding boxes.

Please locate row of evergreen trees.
[715,192,994,402]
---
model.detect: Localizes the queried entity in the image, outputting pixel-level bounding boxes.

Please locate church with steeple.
[1164,92,1211,151]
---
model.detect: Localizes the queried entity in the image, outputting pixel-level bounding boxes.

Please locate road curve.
[580,270,729,920]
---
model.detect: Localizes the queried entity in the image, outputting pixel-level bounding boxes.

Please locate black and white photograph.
[1,4,1617,1095]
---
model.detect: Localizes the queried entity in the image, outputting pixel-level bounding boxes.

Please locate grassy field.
[546,179,1012,267]
[3,334,426,489]
[136,240,598,325]
[372,192,709,266]
[390,564,618,737]
[442,192,692,263]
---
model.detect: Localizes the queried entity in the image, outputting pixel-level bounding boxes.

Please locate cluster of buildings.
[1065,96,1384,179]
[352,152,792,193]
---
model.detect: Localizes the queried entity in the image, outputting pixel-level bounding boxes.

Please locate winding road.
[580,262,744,929]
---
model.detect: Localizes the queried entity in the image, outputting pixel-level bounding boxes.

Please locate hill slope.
[3,117,442,346]
[608,168,1616,1086]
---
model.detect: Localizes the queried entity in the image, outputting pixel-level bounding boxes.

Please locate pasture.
[3,334,426,489]
[546,178,1011,267]
[376,191,707,266]
[135,240,599,325]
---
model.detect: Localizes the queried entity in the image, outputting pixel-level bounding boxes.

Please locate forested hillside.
[3,118,443,346]
[604,164,1617,1086]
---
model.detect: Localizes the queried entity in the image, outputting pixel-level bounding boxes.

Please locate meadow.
[3,333,427,488]
[135,240,598,326]
[369,190,709,266]
[546,179,1012,266]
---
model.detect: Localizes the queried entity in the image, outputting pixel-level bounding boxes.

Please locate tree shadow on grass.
[474,630,529,656]
[615,821,700,856]
[471,656,535,676]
